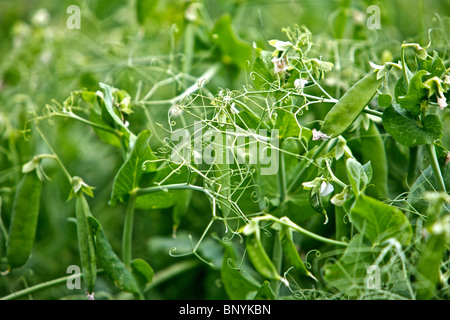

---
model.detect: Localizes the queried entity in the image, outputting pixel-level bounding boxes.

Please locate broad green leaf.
[377,93,392,108]
[89,107,122,148]
[250,281,276,300]
[350,194,412,246]
[135,164,190,210]
[110,130,158,205]
[251,50,275,90]
[99,83,134,135]
[131,258,154,291]
[136,0,158,25]
[211,14,253,70]
[172,189,193,232]
[394,76,408,103]
[275,109,300,140]
[323,235,373,297]
[221,242,260,300]
[382,105,442,146]
[346,158,371,195]
[422,52,446,78]
[398,70,429,116]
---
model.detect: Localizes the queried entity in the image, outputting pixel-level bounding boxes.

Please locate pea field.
[0,0,450,302]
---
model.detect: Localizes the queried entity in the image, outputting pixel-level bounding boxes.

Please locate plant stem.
[1,275,76,300]
[144,260,199,293]
[35,125,72,183]
[362,107,383,118]
[278,151,287,204]
[122,193,137,268]
[253,215,348,247]
[407,146,419,187]
[426,143,446,192]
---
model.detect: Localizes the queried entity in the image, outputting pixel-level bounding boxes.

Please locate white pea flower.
[437,92,447,110]
[312,128,331,141]
[268,40,293,52]
[271,56,289,74]
[169,104,183,117]
[95,90,104,100]
[320,181,334,197]
[294,78,308,91]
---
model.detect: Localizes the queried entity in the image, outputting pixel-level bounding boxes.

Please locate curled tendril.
[251,190,260,203]
[226,258,242,271]
[305,249,321,269]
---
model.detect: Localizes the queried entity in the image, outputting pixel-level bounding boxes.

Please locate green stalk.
[426,143,446,192]
[122,193,137,268]
[278,151,287,204]
[0,270,103,300]
[407,146,419,187]
[271,231,283,297]
[253,215,348,247]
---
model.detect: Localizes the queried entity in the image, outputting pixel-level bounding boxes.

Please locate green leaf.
[422,52,446,78]
[349,194,412,246]
[251,50,275,90]
[323,235,373,297]
[398,70,429,116]
[131,258,154,291]
[346,158,371,195]
[394,76,408,103]
[382,105,442,146]
[212,14,253,70]
[136,0,158,25]
[110,130,158,206]
[221,242,260,300]
[99,83,135,136]
[377,93,392,108]
[275,109,300,140]
[135,164,190,210]
[251,281,276,300]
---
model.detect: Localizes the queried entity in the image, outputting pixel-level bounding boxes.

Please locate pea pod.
[88,216,139,295]
[360,120,389,199]
[278,218,317,281]
[6,170,42,269]
[75,193,97,294]
[320,72,383,138]
[243,221,285,284]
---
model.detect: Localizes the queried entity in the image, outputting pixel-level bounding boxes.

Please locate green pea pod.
[243,221,285,284]
[88,216,139,295]
[320,72,383,138]
[75,193,97,294]
[278,218,317,281]
[360,121,389,199]
[6,170,42,269]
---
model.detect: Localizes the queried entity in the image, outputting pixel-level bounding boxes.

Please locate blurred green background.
[0,0,449,299]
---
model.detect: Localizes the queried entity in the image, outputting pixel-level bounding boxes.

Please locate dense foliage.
[1,0,450,300]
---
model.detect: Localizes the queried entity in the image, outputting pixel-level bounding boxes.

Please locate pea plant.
[1,9,450,300]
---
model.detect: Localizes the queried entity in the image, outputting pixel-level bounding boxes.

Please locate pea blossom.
[312,128,331,141]
[271,56,289,74]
